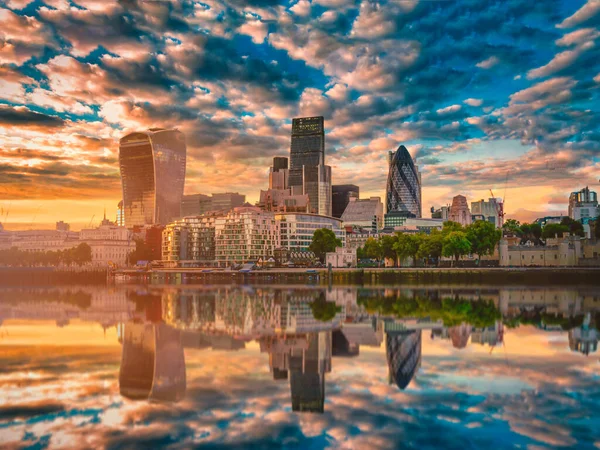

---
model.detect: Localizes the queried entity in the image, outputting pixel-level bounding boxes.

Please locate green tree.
[442,221,463,234]
[309,295,342,322]
[380,235,397,265]
[520,222,542,242]
[128,239,154,265]
[541,223,569,239]
[309,228,342,263]
[560,217,585,237]
[502,218,521,236]
[466,220,502,262]
[363,237,383,266]
[393,233,422,267]
[442,231,471,265]
[417,230,444,266]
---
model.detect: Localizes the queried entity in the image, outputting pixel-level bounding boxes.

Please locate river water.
[0,284,599,449]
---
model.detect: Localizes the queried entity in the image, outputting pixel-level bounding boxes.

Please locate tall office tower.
[180,193,211,217]
[289,116,325,187]
[119,128,186,227]
[568,186,599,220]
[332,184,359,218]
[119,322,186,402]
[385,330,422,390]
[288,117,332,215]
[386,145,421,217]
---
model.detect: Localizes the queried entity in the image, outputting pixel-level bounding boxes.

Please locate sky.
[1,322,599,449]
[1,0,600,229]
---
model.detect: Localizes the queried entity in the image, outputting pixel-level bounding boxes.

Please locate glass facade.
[289,116,324,188]
[119,129,186,227]
[276,213,345,252]
[386,145,421,218]
[302,165,332,216]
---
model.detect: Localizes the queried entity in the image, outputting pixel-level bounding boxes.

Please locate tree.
[309,295,342,322]
[502,219,521,236]
[71,243,92,266]
[560,217,585,237]
[442,231,471,265]
[128,239,154,265]
[442,221,463,234]
[417,230,444,266]
[363,237,383,266]
[466,221,502,262]
[541,223,569,239]
[309,228,342,263]
[520,222,542,242]
[393,233,422,267]
[380,235,397,265]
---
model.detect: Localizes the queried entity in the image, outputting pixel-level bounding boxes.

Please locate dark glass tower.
[119,128,186,227]
[332,184,359,218]
[289,116,325,188]
[386,145,421,217]
[385,330,422,390]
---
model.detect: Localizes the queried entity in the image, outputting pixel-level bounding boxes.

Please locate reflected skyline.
[1,285,599,448]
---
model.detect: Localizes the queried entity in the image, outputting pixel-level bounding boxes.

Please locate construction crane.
[88,215,95,228]
[490,172,509,227]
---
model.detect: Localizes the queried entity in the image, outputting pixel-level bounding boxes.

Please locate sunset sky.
[1,0,599,229]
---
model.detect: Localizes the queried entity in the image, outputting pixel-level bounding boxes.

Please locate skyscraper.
[385,330,422,390]
[288,117,332,216]
[119,128,186,227]
[386,145,421,218]
[332,184,359,218]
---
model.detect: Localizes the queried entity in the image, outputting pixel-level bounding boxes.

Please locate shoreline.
[1,266,599,286]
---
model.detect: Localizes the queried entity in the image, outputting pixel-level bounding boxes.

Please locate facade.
[276,213,345,253]
[302,164,332,216]
[385,330,422,390]
[332,185,359,219]
[119,128,186,227]
[1,229,80,252]
[448,195,472,226]
[386,145,421,217]
[499,237,583,267]
[340,197,384,231]
[431,206,450,220]
[215,207,280,265]
[326,247,357,268]
[289,116,325,188]
[116,200,125,227]
[471,198,503,228]
[56,221,70,232]
[80,223,136,267]
[181,192,245,217]
[569,187,598,220]
[269,156,289,190]
[382,213,443,234]
[258,189,309,213]
[162,213,221,262]
[534,216,565,228]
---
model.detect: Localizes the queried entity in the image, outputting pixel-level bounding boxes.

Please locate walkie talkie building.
[386,145,421,217]
[119,128,186,227]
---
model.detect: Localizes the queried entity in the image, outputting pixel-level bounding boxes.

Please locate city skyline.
[1,0,599,229]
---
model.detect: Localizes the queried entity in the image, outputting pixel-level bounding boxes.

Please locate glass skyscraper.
[386,145,421,217]
[385,330,422,390]
[119,128,186,227]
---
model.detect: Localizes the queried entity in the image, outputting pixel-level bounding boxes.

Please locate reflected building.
[385,330,422,390]
[448,323,472,349]
[386,145,421,217]
[568,313,599,356]
[119,322,186,402]
[119,129,186,227]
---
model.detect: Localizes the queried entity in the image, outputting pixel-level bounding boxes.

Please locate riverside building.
[276,213,345,253]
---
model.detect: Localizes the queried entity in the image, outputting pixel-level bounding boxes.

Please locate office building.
[332,185,359,218]
[214,207,280,265]
[289,116,325,187]
[260,158,309,213]
[119,128,186,227]
[288,117,332,217]
[181,192,246,217]
[534,216,564,228]
[383,215,442,234]
[119,322,186,402]
[568,188,599,236]
[80,220,136,267]
[431,206,450,220]
[55,221,70,232]
[568,313,598,356]
[448,195,472,226]
[276,213,345,253]
[386,145,421,217]
[270,156,290,190]
[471,198,503,228]
[385,330,422,390]
[341,197,384,231]
[116,200,125,227]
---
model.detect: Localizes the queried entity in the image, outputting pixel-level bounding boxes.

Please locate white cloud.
[557,0,600,29]
[289,0,311,17]
[527,42,595,79]
[436,104,462,115]
[463,98,483,107]
[238,19,268,44]
[476,56,499,69]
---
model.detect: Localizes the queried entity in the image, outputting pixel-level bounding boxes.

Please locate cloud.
[463,98,483,107]
[557,0,600,29]
[0,105,65,129]
[476,56,499,69]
